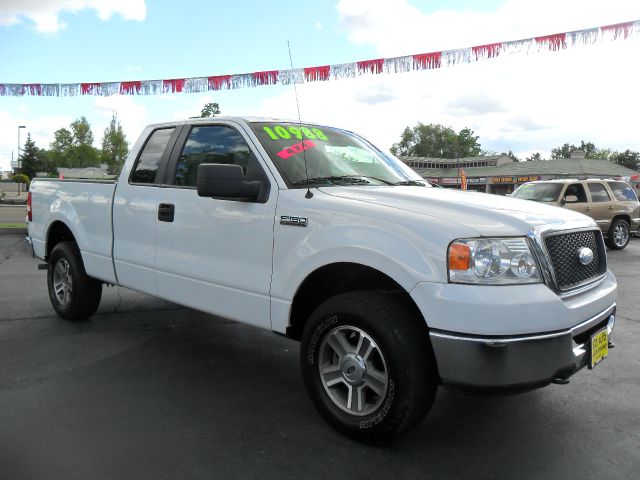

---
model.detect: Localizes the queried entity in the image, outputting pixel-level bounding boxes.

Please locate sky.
[1,0,640,172]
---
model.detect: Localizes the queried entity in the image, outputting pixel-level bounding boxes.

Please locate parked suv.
[512,179,640,249]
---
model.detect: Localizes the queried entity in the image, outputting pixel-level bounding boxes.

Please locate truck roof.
[144,116,327,129]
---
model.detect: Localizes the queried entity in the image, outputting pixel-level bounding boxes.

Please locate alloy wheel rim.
[613,224,628,246]
[318,325,388,416]
[53,258,73,305]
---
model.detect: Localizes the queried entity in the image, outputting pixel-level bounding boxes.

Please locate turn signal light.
[449,243,471,271]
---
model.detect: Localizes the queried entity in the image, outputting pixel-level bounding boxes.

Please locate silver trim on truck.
[429,304,615,388]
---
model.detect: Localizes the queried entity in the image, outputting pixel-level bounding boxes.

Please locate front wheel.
[605,219,630,250]
[300,291,437,443]
[47,241,102,320]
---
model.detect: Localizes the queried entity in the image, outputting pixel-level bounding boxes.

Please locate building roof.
[401,154,514,165]
[410,157,638,178]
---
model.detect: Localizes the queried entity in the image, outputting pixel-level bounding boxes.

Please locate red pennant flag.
[252,70,279,85]
[120,81,142,95]
[413,52,442,69]
[472,43,502,60]
[535,33,567,51]
[357,59,384,75]
[163,79,185,93]
[208,75,232,90]
[304,65,331,82]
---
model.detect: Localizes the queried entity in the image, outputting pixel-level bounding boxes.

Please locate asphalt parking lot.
[0,233,638,480]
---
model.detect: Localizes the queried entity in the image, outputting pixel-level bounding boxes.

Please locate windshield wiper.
[393,180,427,186]
[291,175,372,186]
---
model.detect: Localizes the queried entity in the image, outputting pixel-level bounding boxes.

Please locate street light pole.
[17,125,25,194]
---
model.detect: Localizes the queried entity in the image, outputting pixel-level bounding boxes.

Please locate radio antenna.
[287,40,313,199]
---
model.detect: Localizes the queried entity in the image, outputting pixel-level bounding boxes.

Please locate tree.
[611,150,640,170]
[390,123,482,158]
[18,133,43,180]
[10,173,30,189]
[526,152,542,162]
[502,150,520,162]
[49,128,74,168]
[200,102,221,117]
[551,140,597,159]
[68,117,99,167]
[100,114,129,175]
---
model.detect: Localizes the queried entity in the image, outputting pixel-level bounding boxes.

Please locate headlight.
[448,238,541,284]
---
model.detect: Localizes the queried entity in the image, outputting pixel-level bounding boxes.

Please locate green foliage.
[100,114,129,175]
[502,150,520,162]
[11,173,30,188]
[200,102,221,118]
[18,133,43,180]
[551,140,603,160]
[390,123,482,158]
[611,150,640,170]
[47,118,100,169]
[526,152,543,162]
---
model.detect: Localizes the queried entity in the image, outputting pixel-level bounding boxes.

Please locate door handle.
[608,205,613,210]
[158,203,175,222]
[586,206,591,211]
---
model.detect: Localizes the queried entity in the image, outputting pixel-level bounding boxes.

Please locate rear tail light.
[27,192,32,222]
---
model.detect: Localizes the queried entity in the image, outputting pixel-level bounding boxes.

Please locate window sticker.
[263,125,328,141]
[277,140,317,159]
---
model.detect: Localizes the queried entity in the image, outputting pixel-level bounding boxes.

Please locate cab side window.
[131,127,175,184]
[563,183,587,203]
[174,125,252,187]
[587,183,611,203]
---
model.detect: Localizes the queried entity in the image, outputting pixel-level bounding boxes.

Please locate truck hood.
[319,186,592,236]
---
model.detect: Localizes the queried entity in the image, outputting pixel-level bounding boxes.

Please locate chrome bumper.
[429,304,616,389]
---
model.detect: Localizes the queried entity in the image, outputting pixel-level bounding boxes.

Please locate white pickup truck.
[27,117,617,442]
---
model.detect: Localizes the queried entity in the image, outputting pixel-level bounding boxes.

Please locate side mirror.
[197,163,262,201]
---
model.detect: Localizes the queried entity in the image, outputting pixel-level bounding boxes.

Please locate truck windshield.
[512,183,563,202]
[250,122,426,188]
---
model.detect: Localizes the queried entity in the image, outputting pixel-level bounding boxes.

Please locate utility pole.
[17,125,26,194]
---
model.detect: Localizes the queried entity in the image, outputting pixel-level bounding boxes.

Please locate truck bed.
[29,178,118,284]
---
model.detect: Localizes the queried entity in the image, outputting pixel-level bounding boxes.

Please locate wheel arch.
[46,221,77,260]
[286,262,427,341]
[610,214,631,227]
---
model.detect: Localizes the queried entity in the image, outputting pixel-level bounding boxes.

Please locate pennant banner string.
[1,20,638,97]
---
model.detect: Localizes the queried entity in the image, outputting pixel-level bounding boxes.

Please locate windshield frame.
[249,121,426,189]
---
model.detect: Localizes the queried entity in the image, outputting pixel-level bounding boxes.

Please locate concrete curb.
[0,228,27,236]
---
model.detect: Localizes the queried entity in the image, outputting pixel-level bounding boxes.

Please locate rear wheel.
[47,241,102,320]
[605,219,630,250]
[300,291,437,443]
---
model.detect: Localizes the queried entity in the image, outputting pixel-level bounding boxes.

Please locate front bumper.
[429,304,616,389]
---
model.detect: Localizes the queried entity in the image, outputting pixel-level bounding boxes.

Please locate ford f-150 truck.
[27,117,617,443]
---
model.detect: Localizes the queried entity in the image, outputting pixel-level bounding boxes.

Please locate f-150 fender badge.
[280,215,308,227]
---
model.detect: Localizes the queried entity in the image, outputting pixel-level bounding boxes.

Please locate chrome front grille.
[543,229,607,291]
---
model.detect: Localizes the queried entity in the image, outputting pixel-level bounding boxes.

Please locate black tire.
[47,241,102,320]
[300,291,437,443]
[605,218,630,250]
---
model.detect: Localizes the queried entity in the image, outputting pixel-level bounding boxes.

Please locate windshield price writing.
[263,125,328,141]
[277,140,317,159]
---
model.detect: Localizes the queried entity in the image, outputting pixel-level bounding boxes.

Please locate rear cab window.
[130,127,176,184]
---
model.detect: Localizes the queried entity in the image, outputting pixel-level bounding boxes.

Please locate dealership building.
[401,151,639,195]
